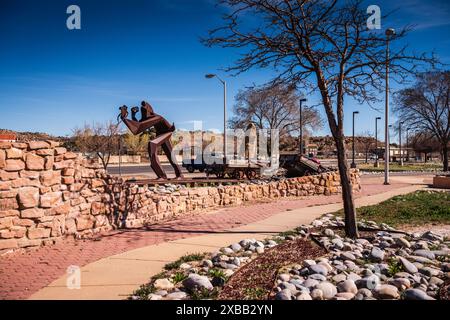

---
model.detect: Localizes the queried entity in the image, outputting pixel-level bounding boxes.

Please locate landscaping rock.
[337,280,358,294]
[275,289,291,300]
[374,284,399,299]
[182,274,213,291]
[154,278,174,291]
[403,288,435,300]
[315,282,337,299]
[398,257,418,274]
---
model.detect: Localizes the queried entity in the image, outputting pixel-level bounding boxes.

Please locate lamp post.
[205,74,227,163]
[406,128,410,162]
[384,28,396,185]
[351,111,359,169]
[399,121,404,166]
[299,98,307,155]
[375,117,381,167]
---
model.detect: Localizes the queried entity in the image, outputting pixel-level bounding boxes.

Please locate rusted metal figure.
[119,101,184,180]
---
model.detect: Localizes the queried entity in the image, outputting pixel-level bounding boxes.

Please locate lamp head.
[376,117,381,120]
[205,74,216,79]
[386,28,396,36]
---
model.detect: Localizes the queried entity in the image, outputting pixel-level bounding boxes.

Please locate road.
[107,160,437,180]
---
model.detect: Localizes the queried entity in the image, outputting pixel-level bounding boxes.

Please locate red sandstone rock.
[27,227,51,239]
[21,208,44,219]
[28,141,50,150]
[5,159,25,172]
[18,187,39,209]
[26,154,45,170]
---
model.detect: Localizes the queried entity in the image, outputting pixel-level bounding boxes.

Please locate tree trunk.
[443,144,449,172]
[335,134,359,238]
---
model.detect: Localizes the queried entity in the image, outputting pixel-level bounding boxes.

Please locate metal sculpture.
[119,101,184,180]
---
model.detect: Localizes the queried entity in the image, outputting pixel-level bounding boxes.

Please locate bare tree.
[204,0,436,237]
[230,84,322,137]
[123,130,150,155]
[355,132,375,163]
[72,121,121,170]
[394,71,450,171]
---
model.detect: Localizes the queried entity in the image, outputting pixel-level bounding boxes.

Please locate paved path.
[0,175,429,300]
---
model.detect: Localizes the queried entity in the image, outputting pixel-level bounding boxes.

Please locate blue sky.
[1,0,449,142]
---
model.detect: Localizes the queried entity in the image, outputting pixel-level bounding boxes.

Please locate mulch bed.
[439,279,450,300]
[218,238,326,300]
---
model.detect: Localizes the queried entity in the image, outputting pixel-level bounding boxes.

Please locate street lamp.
[351,111,359,169]
[399,121,404,166]
[406,128,410,162]
[375,117,381,167]
[299,98,307,155]
[205,74,227,163]
[384,28,396,185]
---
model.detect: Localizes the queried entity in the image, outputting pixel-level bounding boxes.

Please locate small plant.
[278,230,298,237]
[151,271,168,281]
[190,288,219,300]
[209,268,228,280]
[243,287,266,300]
[132,284,156,300]
[387,258,403,276]
[164,252,207,270]
[172,271,188,284]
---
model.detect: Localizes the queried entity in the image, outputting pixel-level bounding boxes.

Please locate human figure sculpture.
[119,101,184,180]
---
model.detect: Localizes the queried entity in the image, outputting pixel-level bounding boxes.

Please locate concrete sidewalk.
[30,184,425,300]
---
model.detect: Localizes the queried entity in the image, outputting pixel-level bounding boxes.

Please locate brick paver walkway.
[0,178,409,299]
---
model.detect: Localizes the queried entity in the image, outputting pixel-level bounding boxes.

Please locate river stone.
[340,252,356,261]
[337,280,358,294]
[414,249,435,260]
[370,247,385,262]
[296,292,312,300]
[332,274,347,283]
[275,289,291,300]
[419,267,440,277]
[357,288,373,298]
[308,274,327,281]
[230,243,242,252]
[302,278,319,289]
[278,274,291,282]
[148,294,163,300]
[403,288,435,300]
[166,291,187,300]
[324,229,335,237]
[202,260,213,268]
[429,277,444,286]
[335,292,355,300]
[347,273,362,282]
[315,282,337,299]
[310,289,324,300]
[179,263,191,270]
[182,274,213,291]
[374,284,399,299]
[309,264,328,276]
[394,237,411,248]
[154,278,174,291]
[389,278,411,290]
[221,247,234,254]
[398,257,418,274]
[280,282,297,292]
[302,259,316,267]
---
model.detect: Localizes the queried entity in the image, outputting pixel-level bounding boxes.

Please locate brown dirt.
[218,238,326,300]
[439,279,450,300]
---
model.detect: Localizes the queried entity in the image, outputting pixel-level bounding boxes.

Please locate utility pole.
[375,117,381,167]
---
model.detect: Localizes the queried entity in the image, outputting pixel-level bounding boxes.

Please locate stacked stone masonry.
[0,140,361,253]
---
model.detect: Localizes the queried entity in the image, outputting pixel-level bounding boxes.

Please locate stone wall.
[0,140,361,253]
